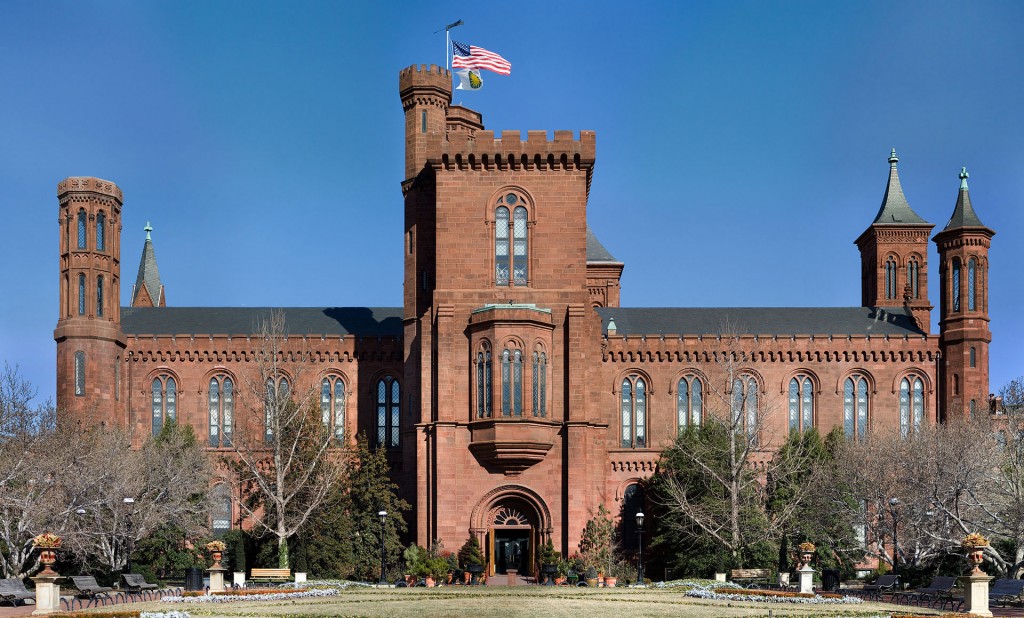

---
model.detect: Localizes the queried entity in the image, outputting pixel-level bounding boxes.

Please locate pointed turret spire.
[943,167,986,230]
[131,222,165,307]
[871,148,929,225]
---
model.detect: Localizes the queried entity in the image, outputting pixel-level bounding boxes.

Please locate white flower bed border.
[141,612,192,618]
[165,588,342,604]
[655,580,863,605]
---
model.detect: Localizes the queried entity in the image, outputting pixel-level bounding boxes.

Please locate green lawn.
[103,586,946,618]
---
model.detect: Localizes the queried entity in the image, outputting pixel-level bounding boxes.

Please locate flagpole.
[441,19,463,72]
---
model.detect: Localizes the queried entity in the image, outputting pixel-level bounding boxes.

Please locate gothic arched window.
[532,350,547,417]
[476,343,492,418]
[952,257,962,312]
[621,376,647,448]
[96,212,106,251]
[500,347,524,417]
[899,376,924,438]
[494,192,529,287]
[151,375,177,436]
[211,484,232,537]
[376,375,400,448]
[908,257,920,299]
[789,375,814,433]
[970,347,976,368]
[885,257,897,299]
[264,377,288,442]
[209,376,234,448]
[321,376,346,442]
[78,273,86,315]
[844,375,870,439]
[677,375,702,430]
[74,351,85,396]
[77,210,87,249]
[968,258,977,311]
[732,377,759,446]
[96,275,104,317]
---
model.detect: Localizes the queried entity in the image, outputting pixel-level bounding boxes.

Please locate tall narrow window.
[209,377,228,445]
[908,257,920,299]
[376,376,400,448]
[970,399,977,417]
[77,210,87,249]
[788,375,814,432]
[74,351,85,396]
[96,212,106,251]
[420,110,427,133]
[495,206,510,285]
[152,375,177,436]
[263,377,287,443]
[512,349,523,415]
[96,275,104,317]
[885,257,897,299]
[732,377,759,446]
[970,347,976,368]
[952,258,962,312]
[512,206,528,285]
[899,378,911,438]
[114,358,120,401]
[501,349,511,415]
[78,273,86,315]
[532,351,547,417]
[320,376,346,442]
[677,376,702,429]
[968,258,977,311]
[913,378,924,430]
[620,376,647,448]
[844,375,870,439]
[476,345,492,418]
[211,485,232,537]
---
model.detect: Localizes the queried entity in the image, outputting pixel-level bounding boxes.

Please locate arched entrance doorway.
[470,485,553,577]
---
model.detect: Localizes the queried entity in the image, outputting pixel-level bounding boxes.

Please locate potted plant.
[579,504,616,587]
[32,532,62,577]
[404,544,429,586]
[584,565,599,588]
[459,536,485,585]
[539,539,560,586]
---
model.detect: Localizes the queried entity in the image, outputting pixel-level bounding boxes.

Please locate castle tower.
[130,222,166,307]
[855,149,934,331]
[934,167,994,419]
[399,64,451,182]
[54,177,126,425]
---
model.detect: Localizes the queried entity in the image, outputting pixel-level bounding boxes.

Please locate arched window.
[74,351,85,396]
[970,347,976,368]
[885,257,897,299]
[78,273,86,315]
[376,376,400,448]
[952,258,962,312]
[620,484,645,551]
[970,399,977,417]
[968,258,977,311]
[500,347,524,417]
[476,343,492,418]
[77,210,87,249]
[677,375,702,430]
[532,350,547,417]
[321,376,346,442]
[263,377,288,442]
[732,377,759,446]
[789,375,814,433]
[96,275,104,317]
[899,377,924,438]
[494,192,529,287]
[96,212,106,251]
[621,376,647,448]
[151,375,177,436]
[209,376,234,447]
[211,485,232,537]
[908,257,920,299]
[844,375,870,439]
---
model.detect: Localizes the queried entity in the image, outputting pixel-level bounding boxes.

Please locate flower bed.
[57,612,190,618]
[183,588,295,597]
[712,587,844,600]
[674,582,862,605]
[166,588,343,603]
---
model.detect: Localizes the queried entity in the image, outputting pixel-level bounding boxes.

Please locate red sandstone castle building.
[55,64,995,575]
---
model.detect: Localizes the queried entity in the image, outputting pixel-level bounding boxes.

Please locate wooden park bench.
[249,568,292,584]
[69,575,113,604]
[989,578,1024,607]
[0,578,34,607]
[893,575,959,609]
[121,573,159,599]
[729,568,772,587]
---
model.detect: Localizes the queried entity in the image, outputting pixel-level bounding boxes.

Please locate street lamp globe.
[379,510,387,523]
[378,510,388,586]
[635,512,644,528]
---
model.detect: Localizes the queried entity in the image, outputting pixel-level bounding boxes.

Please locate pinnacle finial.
[889,148,899,167]
[144,221,152,241]
[960,167,969,190]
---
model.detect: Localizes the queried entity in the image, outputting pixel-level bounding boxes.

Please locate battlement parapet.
[399,64,452,103]
[57,176,123,203]
[431,130,596,171]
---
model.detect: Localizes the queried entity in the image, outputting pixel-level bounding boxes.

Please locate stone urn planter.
[963,532,989,576]
[33,533,62,578]
[541,564,558,586]
[466,563,484,585]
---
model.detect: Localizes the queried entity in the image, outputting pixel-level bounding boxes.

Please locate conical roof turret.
[942,167,987,230]
[871,149,929,225]
[131,222,165,307]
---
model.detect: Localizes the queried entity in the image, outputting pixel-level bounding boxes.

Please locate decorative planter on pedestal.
[541,564,558,586]
[466,564,484,585]
[31,533,62,615]
[960,533,994,616]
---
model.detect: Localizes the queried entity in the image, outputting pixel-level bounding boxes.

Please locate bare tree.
[229,311,349,568]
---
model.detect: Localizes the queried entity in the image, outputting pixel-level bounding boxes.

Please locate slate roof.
[586,227,619,262]
[872,150,930,226]
[943,170,986,230]
[121,307,404,337]
[133,233,164,305]
[595,306,925,336]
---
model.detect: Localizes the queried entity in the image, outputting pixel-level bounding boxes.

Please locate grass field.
[110,586,947,618]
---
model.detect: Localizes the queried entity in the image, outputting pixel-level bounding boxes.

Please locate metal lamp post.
[123,497,135,573]
[635,511,645,586]
[378,510,388,586]
[889,497,900,574]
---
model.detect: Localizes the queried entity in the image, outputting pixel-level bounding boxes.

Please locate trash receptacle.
[822,568,840,592]
[185,567,204,591]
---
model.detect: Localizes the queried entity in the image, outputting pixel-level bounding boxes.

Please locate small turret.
[399,64,452,181]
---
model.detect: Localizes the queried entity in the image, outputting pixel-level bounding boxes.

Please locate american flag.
[451,41,511,76]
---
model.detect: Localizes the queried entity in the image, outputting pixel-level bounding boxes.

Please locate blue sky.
[2,1,1022,403]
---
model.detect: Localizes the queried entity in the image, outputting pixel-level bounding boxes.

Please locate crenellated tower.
[54,177,126,425]
[855,149,934,331]
[934,167,995,419]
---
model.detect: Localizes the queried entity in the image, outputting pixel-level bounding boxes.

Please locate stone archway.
[469,485,553,578]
